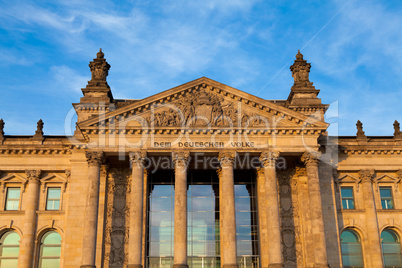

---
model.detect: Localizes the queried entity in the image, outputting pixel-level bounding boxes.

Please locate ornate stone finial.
[172,151,190,167]
[260,151,280,168]
[359,169,375,183]
[356,120,367,140]
[89,49,110,82]
[290,50,313,87]
[0,118,4,137]
[129,151,147,167]
[218,151,237,167]
[300,151,321,166]
[25,169,42,182]
[33,119,44,140]
[394,120,402,139]
[85,151,104,166]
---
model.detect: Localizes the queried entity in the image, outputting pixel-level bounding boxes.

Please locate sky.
[0,0,401,136]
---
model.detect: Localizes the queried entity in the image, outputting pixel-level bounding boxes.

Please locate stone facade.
[0,50,401,268]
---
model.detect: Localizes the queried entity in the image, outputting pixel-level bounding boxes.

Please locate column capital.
[85,151,104,166]
[260,151,279,167]
[129,151,147,166]
[218,151,237,167]
[25,169,41,183]
[359,169,375,183]
[172,151,190,167]
[301,151,321,166]
[255,167,265,177]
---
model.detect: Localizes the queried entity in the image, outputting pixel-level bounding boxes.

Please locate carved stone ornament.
[172,151,190,167]
[356,120,367,140]
[129,151,147,166]
[89,48,110,82]
[33,119,44,139]
[85,151,104,165]
[218,151,237,167]
[65,169,71,179]
[300,151,321,166]
[359,169,375,183]
[260,151,280,168]
[394,120,402,139]
[146,88,268,128]
[0,118,4,137]
[25,170,42,182]
[289,50,314,89]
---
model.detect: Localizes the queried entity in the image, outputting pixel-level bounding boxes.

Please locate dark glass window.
[146,170,174,268]
[381,229,402,267]
[234,170,259,268]
[0,231,20,267]
[380,187,394,209]
[340,229,364,268]
[187,170,220,268]
[341,187,355,209]
[5,188,20,211]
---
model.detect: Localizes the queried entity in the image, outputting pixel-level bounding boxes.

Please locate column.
[173,151,190,268]
[218,151,238,268]
[128,151,147,268]
[359,169,383,266]
[260,151,283,268]
[256,167,269,268]
[81,151,103,268]
[301,152,329,268]
[18,170,41,268]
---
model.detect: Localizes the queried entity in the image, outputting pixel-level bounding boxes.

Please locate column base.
[127,265,142,268]
[80,266,96,268]
[314,263,330,268]
[173,265,189,268]
[268,264,284,268]
[223,265,238,268]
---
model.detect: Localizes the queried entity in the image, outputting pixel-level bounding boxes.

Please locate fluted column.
[359,169,383,267]
[218,151,238,268]
[173,151,190,268]
[260,151,283,268]
[18,170,41,268]
[81,151,103,268]
[128,151,147,268]
[256,167,269,268]
[301,152,329,268]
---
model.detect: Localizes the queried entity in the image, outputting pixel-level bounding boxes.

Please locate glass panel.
[149,242,173,256]
[43,232,62,245]
[0,259,18,268]
[150,185,174,198]
[380,188,392,198]
[147,257,173,268]
[150,198,172,211]
[42,246,61,257]
[382,229,398,243]
[234,185,250,197]
[341,187,354,198]
[191,198,214,211]
[341,230,364,267]
[149,227,173,242]
[235,198,251,211]
[149,212,173,227]
[3,232,20,245]
[189,185,213,197]
[7,188,21,199]
[40,258,60,268]
[47,188,61,199]
[1,246,20,257]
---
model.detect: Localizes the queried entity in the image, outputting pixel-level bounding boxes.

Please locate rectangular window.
[5,188,21,211]
[341,187,355,209]
[380,187,394,209]
[46,188,61,210]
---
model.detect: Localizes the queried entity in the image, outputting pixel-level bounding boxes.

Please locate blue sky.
[0,0,401,136]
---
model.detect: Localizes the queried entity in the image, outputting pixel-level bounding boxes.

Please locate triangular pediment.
[78,77,328,132]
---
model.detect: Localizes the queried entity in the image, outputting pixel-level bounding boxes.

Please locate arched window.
[340,229,364,268]
[38,231,61,268]
[381,229,402,267]
[0,231,20,268]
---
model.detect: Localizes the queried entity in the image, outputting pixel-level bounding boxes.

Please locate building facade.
[0,50,401,268]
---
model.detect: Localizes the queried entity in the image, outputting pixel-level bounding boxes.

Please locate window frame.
[379,186,395,210]
[340,186,356,210]
[4,186,22,211]
[0,230,21,267]
[45,187,61,211]
[37,230,62,268]
[340,229,364,268]
[381,229,402,268]
[40,183,65,211]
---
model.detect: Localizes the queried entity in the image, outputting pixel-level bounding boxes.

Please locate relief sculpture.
[104,168,130,268]
[147,89,268,127]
